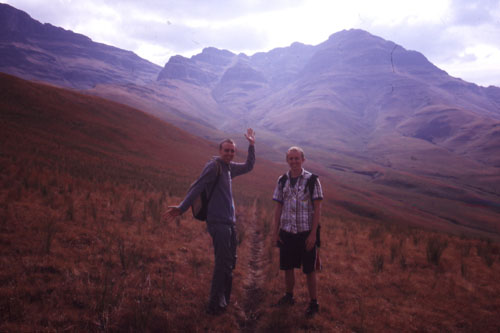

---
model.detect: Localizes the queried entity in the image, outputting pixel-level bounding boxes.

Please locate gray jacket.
[178,145,255,224]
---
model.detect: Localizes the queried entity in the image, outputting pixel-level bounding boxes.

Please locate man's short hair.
[286,146,305,159]
[219,138,236,150]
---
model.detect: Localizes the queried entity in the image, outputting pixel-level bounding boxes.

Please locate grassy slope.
[93,77,500,239]
[1,73,499,331]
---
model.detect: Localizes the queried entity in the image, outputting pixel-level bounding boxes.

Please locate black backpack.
[191,161,221,221]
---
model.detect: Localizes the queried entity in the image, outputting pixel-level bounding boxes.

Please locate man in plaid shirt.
[272,146,323,318]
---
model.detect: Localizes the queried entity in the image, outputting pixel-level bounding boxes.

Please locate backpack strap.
[278,173,288,190]
[206,160,221,203]
[305,174,318,202]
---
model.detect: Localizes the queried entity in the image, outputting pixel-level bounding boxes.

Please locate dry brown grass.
[0,157,250,331]
[1,73,500,331]
[2,161,500,331]
[255,218,500,332]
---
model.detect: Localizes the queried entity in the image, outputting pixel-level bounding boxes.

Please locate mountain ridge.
[154,28,500,169]
[0,3,161,89]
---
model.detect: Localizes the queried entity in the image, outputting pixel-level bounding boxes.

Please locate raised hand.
[244,128,256,145]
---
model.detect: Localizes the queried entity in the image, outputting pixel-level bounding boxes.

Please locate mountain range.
[0,3,161,88]
[1,3,499,237]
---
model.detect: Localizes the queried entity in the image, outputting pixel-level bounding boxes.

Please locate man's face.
[286,150,304,172]
[219,142,236,164]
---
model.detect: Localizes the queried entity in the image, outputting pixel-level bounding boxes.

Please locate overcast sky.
[4,0,500,87]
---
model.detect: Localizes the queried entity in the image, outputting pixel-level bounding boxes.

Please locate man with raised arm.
[165,129,255,315]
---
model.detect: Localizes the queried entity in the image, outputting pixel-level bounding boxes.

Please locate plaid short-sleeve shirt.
[272,169,323,234]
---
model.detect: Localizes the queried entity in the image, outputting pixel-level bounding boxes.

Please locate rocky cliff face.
[157,47,236,86]
[0,3,161,89]
[156,28,500,168]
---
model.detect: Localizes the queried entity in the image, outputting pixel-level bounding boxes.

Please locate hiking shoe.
[206,305,226,316]
[274,293,295,306]
[305,301,319,318]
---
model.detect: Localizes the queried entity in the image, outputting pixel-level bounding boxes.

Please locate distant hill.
[0,3,161,89]
[0,72,284,209]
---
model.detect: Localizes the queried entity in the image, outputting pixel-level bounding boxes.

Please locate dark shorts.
[278,229,317,274]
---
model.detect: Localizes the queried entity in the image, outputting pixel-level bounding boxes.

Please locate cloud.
[101,0,304,21]
[120,18,267,65]
[120,13,267,53]
[448,0,499,26]
[351,0,500,86]
[5,0,279,62]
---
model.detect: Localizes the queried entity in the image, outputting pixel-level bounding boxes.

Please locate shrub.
[6,185,22,202]
[0,205,7,229]
[117,237,143,271]
[390,240,402,263]
[236,220,247,246]
[426,237,448,266]
[187,251,205,277]
[399,255,407,270]
[122,200,134,222]
[458,242,472,257]
[91,202,97,221]
[461,259,467,278]
[371,254,384,273]
[412,233,421,246]
[476,241,495,268]
[368,227,384,242]
[42,218,57,254]
[148,198,161,225]
[262,218,271,239]
[65,198,74,221]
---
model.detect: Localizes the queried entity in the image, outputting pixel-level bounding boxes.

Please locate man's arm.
[273,201,283,246]
[163,161,217,221]
[306,199,321,251]
[305,176,323,250]
[231,145,255,177]
[231,128,256,177]
[271,175,284,245]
